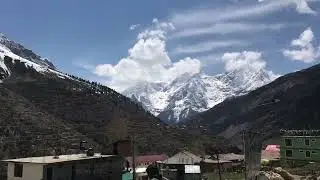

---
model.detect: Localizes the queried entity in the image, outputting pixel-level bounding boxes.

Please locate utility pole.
[132,135,136,180]
[216,152,222,180]
[242,130,247,180]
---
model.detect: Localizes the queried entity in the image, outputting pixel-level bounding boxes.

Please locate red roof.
[265,145,280,152]
[126,154,168,167]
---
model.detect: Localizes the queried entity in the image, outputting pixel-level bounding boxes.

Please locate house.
[161,164,201,180]
[1,153,124,180]
[159,151,232,179]
[205,153,241,172]
[280,130,320,167]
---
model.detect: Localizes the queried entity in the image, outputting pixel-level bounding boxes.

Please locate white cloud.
[129,24,140,31]
[138,19,174,39]
[171,0,317,27]
[92,20,200,92]
[258,0,317,14]
[283,27,320,63]
[172,40,248,55]
[170,23,287,39]
[294,0,317,14]
[222,51,267,72]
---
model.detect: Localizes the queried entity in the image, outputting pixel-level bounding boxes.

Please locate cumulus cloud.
[137,18,174,39]
[222,51,267,72]
[221,51,279,81]
[93,19,200,92]
[283,27,320,63]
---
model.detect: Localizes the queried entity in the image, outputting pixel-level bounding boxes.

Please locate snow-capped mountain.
[0,33,55,69]
[0,33,68,81]
[123,68,278,124]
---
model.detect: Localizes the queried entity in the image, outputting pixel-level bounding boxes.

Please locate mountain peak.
[0,33,8,40]
[124,69,278,124]
[0,33,56,70]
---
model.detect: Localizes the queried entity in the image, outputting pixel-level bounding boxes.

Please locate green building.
[280,130,320,166]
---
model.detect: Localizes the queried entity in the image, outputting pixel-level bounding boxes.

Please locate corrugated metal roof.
[2,153,115,164]
[161,151,233,165]
[217,153,244,161]
[203,159,232,164]
[161,151,202,165]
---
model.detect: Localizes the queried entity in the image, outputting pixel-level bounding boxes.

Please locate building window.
[305,139,310,146]
[285,139,292,146]
[286,150,293,157]
[14,164,23,177]
[312,151,316,154]
[306,151,311,158]
[299,150,304,153]
[312,139,316,142]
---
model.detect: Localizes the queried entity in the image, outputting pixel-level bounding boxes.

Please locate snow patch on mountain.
[0,35,70,81]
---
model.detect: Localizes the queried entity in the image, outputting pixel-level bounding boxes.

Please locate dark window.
[299,150,304,153]
[14,164,23,177]
[305,139,310,146]
[306,151,311,157]
[286,150,293,157]
[285,139,292,146]
[312,139,316,142]
[312,151,316,154]
[47,167,53,180]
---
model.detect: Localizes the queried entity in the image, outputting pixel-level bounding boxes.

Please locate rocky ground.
[258,166,320,180]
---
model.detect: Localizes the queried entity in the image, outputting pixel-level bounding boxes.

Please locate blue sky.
[1,0,320,91]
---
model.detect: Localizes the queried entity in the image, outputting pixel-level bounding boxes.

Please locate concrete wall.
[281,136,320,162]
[7,162,44,180]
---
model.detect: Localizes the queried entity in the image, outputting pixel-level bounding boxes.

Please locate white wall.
[7,162,44,180]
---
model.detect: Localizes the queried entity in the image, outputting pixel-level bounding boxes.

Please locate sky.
[1,0,320,91]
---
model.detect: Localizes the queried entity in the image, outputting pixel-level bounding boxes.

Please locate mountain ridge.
[0,33,55,69]
[185,63,320,147]
[124,68,278,124]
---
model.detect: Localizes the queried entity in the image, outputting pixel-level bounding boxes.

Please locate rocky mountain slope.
[0,34,225,166]
[185,63,320,147]
[0,33,55,69]
[124,68,277,124]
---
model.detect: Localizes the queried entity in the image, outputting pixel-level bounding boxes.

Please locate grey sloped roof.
[218,153,244,161]
[161,151,202,165]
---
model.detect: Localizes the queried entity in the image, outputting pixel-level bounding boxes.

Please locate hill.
[185,64,320,146]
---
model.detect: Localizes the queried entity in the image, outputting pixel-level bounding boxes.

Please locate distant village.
[1,129,320,180]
